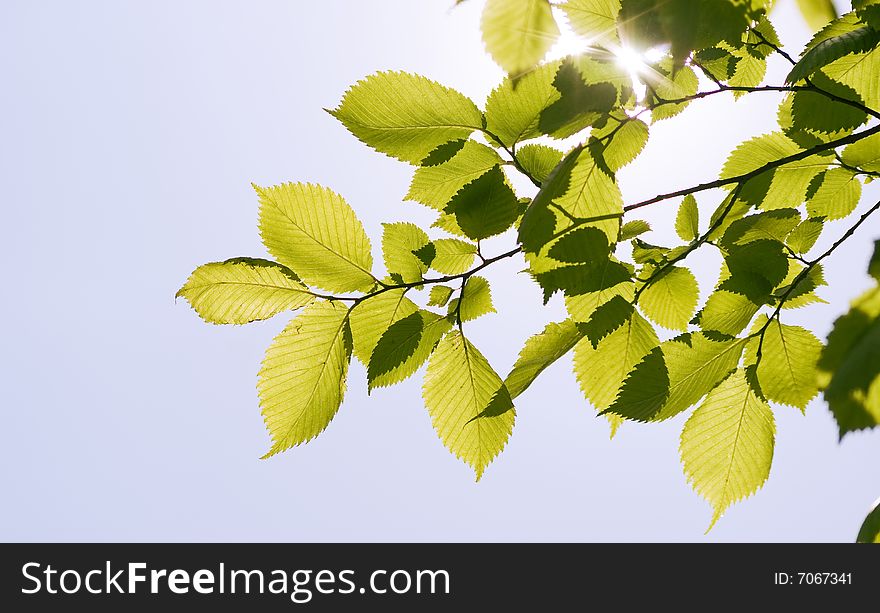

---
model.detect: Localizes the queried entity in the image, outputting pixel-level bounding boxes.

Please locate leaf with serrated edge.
[485,62,562,147]
[423,330,515,480]
[256,183,375,293]
[432,238,478,274]
[574,310,658,435]
[745,315,823,410]
[177,258,314,324]
[369,311,452,391]
[458,276,495,322]
[506,320,583,399]
[482,0,560,78]
[652,333,747,421]
[640,267,699,332]
[382,222,430,283]
[350,289,418,365]
[806,168,861,220]
[258,301,352,458]
[680,369,775,530]
[406,141,501,211]
[330,71,483,164]
[675,195,699,242]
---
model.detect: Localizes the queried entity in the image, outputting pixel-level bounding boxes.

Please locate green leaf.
[639,266,699,331]
[652,333,748,422]
[727,48,767,97]
[841,132,880,172]
[680,369,775,530]
[368,311,452,391]
[650,63,698,122]
[707,191,752,242]
[694,47,738,82]
[806,168,862,220]
[546,145,624,243]
[431,238,478,274]
[516,144,564,184]
[592,116,650,171]
[330,71,483,164]
[256,183,375,293]
[602,346,669,421]
[818,286,880,436]
[574,310,659,422]
[580,295,634,347]
[786,26,880,84]
[506,319,583,399]
[699,290,761,336]
[795,0,837,32]
[481,0,560,78]
[562,0,621,46]
[406,141,502,211]
[420,139,468,166]
[548,226,611,263]
[423,330,515,479]
[177,258,314,324]
[445,167,521,240]
[786,218,824,254]
[822,45,880,110]
[620,220,651,241]
[856,0,880,29]
[350,289,418,365]
[720,209,802,247]
[675,195,699,242]
[382,222,430,283]
[485,62,562,147]
[536,258,631,302]
[539,59,618,138]
[789,75,868,138]
[619,0,750,64]
[565,279,635,322]
[745,315,823,410]
[455,276,495,322]
[776,263,828,309]
[857,499,880,543]
[723,239,789,300]
[721,132,827,211]
[258,301,353,458]
[428,285,455,307]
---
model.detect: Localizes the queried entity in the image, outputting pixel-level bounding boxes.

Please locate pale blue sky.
[2,0,877,541]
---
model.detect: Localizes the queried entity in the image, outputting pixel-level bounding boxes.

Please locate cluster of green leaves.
[179,0,880,533]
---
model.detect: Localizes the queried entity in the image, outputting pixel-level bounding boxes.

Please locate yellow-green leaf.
[481,0,560,78]
[561,0,620,46]
[368,311,452,391]
[177,258,314,324]
[675,195,700,242]
[256,183,375,293]
[680,369,775,530]
[639,266,699,331]
[746,315,823,410]
[423,330,516,479]
[258,301,352,458]
[485,62,562,147]
[330,71,483,164]
[506,319,583,399]
[382,222,430,283]
[350,290,418,365]
[406,141,502,211]
[431,238,478,274]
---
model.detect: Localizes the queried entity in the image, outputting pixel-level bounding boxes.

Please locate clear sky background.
[2,0,878,542]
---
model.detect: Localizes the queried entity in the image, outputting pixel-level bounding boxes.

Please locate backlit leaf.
[258,301,353,458]
[423,330,515,479]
